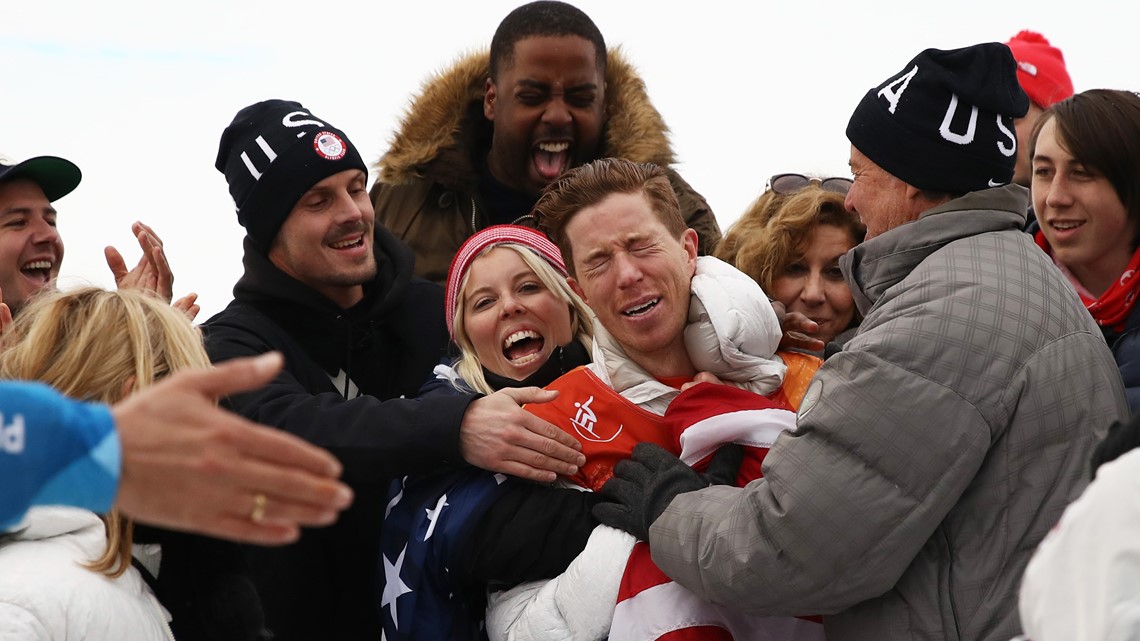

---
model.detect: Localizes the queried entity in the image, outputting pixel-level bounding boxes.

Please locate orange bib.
[771,350,823,410]
[524,366,674,492]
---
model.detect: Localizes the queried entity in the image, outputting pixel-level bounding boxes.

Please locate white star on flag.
[424,493,449,540]
[381,544,413,629]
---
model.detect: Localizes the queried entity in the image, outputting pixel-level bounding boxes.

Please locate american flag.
[608,383,826,641]
[379,468,510,641]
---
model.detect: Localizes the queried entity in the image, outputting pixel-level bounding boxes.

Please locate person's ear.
[120,375,137,398]
[484,78,497,121]
[681,228,698,272]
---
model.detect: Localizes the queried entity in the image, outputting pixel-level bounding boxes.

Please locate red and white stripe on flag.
[609,383,824,641]
[611,544,824,641]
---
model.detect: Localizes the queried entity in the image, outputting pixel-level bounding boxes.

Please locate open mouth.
[21,259,53,285]
[1049,220,1085,232]
[622,298,659,317]
[503,329,546,366]
[330,235,364,250]
[533,141,571,181]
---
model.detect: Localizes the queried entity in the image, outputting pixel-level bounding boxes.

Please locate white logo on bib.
[570,396,622,443]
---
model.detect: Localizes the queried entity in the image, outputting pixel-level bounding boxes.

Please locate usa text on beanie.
[846,43,1030,194]
[215,100,367,250]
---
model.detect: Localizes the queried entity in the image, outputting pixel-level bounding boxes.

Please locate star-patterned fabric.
[379,469,510,641]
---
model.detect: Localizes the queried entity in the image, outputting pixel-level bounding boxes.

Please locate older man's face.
[564,190,697,371]
[844,146,926,241]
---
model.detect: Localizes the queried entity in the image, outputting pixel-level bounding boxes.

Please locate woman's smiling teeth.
[622,298,659,316]
[503,329,545,364]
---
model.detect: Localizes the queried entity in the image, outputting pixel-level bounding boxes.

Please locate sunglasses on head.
[767,173,853,196]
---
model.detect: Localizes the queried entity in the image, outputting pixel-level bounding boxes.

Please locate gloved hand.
[593,442,744,541]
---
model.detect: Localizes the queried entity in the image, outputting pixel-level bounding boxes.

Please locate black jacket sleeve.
[203,310,474,476]
[456,484,602,610]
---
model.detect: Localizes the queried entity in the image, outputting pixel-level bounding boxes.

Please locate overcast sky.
[4,0,1137,320]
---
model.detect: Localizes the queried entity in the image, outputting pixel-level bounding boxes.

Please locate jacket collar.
[6,506,102,541]
[842,185,1029,315]
[374,47,677,190]
[231,224,418,375]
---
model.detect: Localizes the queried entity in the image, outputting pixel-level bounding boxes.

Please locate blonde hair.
[0,287,211,577]
[716,185,864,292]
[452,244,593,395]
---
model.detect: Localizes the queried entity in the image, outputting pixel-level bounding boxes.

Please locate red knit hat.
[444,225,567,339]
[1005,30,1074,108]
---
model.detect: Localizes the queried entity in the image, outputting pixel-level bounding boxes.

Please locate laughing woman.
[382,226,603,641]
[1030,89,1140,410]
[434,224,593,395]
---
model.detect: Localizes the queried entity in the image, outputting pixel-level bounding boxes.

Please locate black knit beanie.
[846,43,1029,194]
[215,100,367,250]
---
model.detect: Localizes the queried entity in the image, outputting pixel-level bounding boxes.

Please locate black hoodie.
[202,224,473,641]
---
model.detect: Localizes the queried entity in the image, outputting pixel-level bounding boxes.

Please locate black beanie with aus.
[215,99,366,251]
[846,43,1030,195]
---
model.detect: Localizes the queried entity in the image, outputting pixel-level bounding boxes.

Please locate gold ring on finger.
[250,493,268,524]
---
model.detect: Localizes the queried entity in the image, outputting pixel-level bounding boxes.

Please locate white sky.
[3,0,1137,320]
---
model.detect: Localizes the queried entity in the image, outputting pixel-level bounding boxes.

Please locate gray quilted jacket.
[648,186,1129,641]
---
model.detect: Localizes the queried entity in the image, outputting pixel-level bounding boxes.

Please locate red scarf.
[1035,230,1140,331]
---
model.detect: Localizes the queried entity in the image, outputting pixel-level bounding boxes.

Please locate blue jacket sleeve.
[0,381,119,529]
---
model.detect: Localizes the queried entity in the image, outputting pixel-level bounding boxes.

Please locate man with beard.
[203,99,584,641]
[370,0,720,285]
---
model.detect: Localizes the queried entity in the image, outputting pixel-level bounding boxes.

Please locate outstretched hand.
[460,386,585,483]
[105,221,174,303]
[112,352,354,545]
[593,442,743,541]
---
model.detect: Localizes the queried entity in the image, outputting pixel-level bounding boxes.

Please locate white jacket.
[486,256,792,641]
[0,507,173,641]
[1019,447,1140,641]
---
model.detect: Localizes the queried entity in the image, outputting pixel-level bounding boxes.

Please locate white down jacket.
[0,507,173,641]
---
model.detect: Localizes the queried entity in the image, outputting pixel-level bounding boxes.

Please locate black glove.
[592,442,744,541]
[1092,414,1140,479]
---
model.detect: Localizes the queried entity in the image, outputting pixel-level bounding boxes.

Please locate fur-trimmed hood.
[376,46,676,186]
